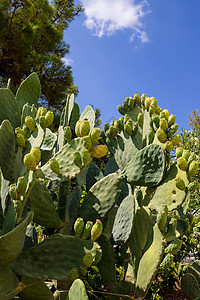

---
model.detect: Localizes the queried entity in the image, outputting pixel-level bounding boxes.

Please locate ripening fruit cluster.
[74,217,103,242]
[176,147,199,177]
[9,176,27,202]
[24,147,41,171]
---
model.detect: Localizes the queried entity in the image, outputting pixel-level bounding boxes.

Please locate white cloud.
[61,57,74,66]
[81,0,150,43]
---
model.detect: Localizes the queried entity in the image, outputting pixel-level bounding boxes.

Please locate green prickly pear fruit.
[117,105,125,115]
[119,116,124,124]
[156,128,167,143]
[135,189,143,207]
[90,145,108,159]
[75,120,82,137]
[39,116,46,130]
[123,100,129,111]
[17,177,27,197]
[35,168,45,179]
[9,183,18,200]
[109,126,118,136]
[83,253,93,268]
[93,247,103,265]
[176,147,183,158]
[45,111,54,127]
[126,118,133,128]
[144,97,152,109]
[79,120,90,137]
[15,127,26,138]
[132,122,139,137]
[152,115,160,129]
[187,160,199,177]
[160,111,168,120]
[157,211,167,232]
[177,157,188,171]
[168,114,176,127]
[81,148,91,166]
[188,181,199,192]
[36,107,47,119]
[161,204,168,215]
[175,177,186,191]
[91,219,103,241]
[182,150,190,161]
[79,265,87,276]
[137,112,144,127]
[64,126,72,143]
[141,93,146,104]
[134,93,141,105]
[30,147,41,165]
[188,153,197,165]
[25,116,36,131]
[150,98,158,107]
[170,134,181,146]
[74,152,83,168]
[149,106,156,117]
[164,141,173,153]
[167,123,179,138]
[165,218,177,237]
[24,153,37,171]
[124,124,133,136]
[104,123,110,132]
[114,120,120,132]
[165,239,182,254]
[162,109,170,119]
[49,158,61,175]
[160,253,174,269]
[148,128,155,144]
[74,218,84,237]
[68,267,79,282]
[22,125,31,138]
[82,221,93,240]
[16,133,26,148]
[90,128,101,144]
[160,118,168,132]
[83,136,92,151]
[129,97,135,110]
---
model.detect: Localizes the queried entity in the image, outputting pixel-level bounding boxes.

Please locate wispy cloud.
[61,57,74,66]
[81,0,150,43]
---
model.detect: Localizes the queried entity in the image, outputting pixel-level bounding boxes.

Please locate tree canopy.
[0,0,83,110]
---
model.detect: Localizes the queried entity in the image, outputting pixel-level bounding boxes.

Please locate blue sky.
[63,0,200,130]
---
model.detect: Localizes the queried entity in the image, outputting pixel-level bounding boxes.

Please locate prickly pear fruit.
[161,204,168,215]
[187,160,199,177]
[74,218,84,237]
[162,109,169,119]
[156,128,167,143]
[79,120,90,137]
[160,253,174,269]
[75,120,82,137]
[17,177,27,196]
[24,153,37,171]
[141,94,146,105]
[176,147,183,158]
[124,124,132,136]
[164,141,173,153]
[39,116,46,130]
[160,111,167,120]
[165,239,182,254]
[9,183,18,200]
[170,134,181,146]
[157,211,167,232]
[177,157,188,171]
[181,150,190,161]
[90,128,101,144]
[148,128,155,144]
[15,127,26,138]
[149,106,156,117]
[134,93,141,105]
[160,118,168,132]
[188,181,199,192]
[132,122,139,136]
[129,97,135,110]
[90,145,108,159]
[188,153,197,165]
[30,147,41,165]
[152,115,160,129]
[82,221,93,240]
[82,136,92,151]
[135,189,143,207]
[104,123,110,132]
[49,158,60,176]
[175,177,186,191]
[74,152,83,169]
[165,218,177,237]
[83,253,93,268]
[35,168,45,179]
[79,265,87,276]
[145,97,152,109]
[22,125,31,138]
[91,219,103,241]
[69,267,79,282]
[150,98,158,107]
[64,126,72,143]
[167,123,179,138]
[81,148,91,166]
[117,105,125,115]
[93,247,103,265]
[109,126,118,137]
[45,111,54,127]
[168,114,176,127]
[16,133,26,148]
[25,116,36,131]
[36,107,47,119]
[113,120,119,132]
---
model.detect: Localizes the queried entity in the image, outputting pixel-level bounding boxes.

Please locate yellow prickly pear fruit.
[134,93,141,105]
[49,158,60,176]
[91,219,103,241]
[83,253,93,268]
[124,123,133,136]
[30,147,41,165]
[137,112,144,127]
[39,116,46,130]
[75,120,82,137]
[16,133,26,148]
[156,128,167,143]
[187,160,199,177]
[175,177,186,191]
[162,109,169,119]
[81,148,91,166]
[17,177,27,197]
[188,153,197,165]
[164,141,173,153]
[25,116,36,131]
[170,134,181,146]
[177,157,188,171]
[144,97,152,109]
[24,153,37,171]
[83,136,92,151]
[9,183,18,200]
[176,147,183,158]
[74,217,84,237]
[79,120,90,137]
[168,114,176,127]
[74,152,82,168]
[90,128,101,144]
[64,126,72,143]
[182,150,191,161]
[82,221,93,240]
[69,267,79,282]
[90,145,108,159]
[150,98,158,107]
[157,210,167,232]
[160,118,168,132]
[45,111,54,127]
